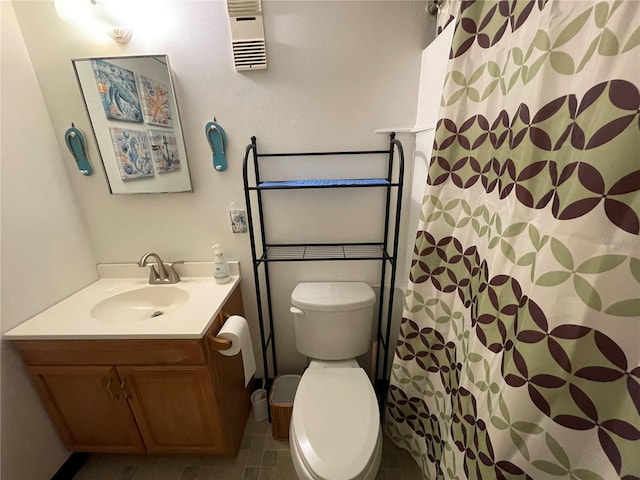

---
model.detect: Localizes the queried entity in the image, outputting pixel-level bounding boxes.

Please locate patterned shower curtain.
[385,1,640,479]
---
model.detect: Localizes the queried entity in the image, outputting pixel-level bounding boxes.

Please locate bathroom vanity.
[5,263,251,456]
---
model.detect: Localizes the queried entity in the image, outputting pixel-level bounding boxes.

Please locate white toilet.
[288,282,382,480]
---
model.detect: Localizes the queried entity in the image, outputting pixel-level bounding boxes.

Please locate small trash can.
[269,374,301,439]
[251,388,269,422]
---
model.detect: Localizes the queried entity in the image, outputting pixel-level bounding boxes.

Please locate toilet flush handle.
[290,306,305,316]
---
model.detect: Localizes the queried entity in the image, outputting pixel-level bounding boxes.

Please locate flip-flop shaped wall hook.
[205,119,227,172]
[64,124,93,176]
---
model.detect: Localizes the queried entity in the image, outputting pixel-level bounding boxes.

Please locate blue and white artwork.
[92,60,143,123]
[149,130,181,173]
[109,128,154,180]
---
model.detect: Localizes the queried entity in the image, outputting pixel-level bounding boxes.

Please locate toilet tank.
[290,282,376,360]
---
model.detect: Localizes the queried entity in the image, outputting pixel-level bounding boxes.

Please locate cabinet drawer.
[16,338,206,366]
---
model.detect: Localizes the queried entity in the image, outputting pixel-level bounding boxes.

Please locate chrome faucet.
[138,252,182,284]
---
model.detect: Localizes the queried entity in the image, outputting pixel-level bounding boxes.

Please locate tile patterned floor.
[73,417,423,480]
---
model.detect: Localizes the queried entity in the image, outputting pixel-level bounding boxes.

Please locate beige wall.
[12,0,434,375]
[2,1,434,476]
[13,0,431,264]
[1,3,99,479]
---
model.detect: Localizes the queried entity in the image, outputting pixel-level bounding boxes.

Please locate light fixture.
[53,0,132,43]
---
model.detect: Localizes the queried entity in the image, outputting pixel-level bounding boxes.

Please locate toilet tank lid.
[291,282,375,312]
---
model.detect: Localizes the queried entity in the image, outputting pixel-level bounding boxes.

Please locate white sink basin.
[90,286,190,323]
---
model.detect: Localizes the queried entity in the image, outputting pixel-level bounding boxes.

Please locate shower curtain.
[385,1,640,479]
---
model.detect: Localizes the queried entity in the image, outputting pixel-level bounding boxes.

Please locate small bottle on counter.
[212,244,231,284]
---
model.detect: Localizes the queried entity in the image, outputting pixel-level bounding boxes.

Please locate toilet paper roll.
[218,315,256,387]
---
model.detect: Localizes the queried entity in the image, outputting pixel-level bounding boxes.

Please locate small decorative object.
[149,130,181,173]
[205,119,227,172]
[138,74,173,127]
[109,128,154,180]
[92,60,143,123]
[64,123,92,176]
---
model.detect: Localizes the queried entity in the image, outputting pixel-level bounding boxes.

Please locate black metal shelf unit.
[242,134,404,396]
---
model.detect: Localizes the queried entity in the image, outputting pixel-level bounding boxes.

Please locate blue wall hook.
[205,119,227,172]
[64,124,93,176]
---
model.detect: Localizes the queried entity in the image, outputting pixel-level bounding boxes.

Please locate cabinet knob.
[106,376,120,399]
[120,378,133,400]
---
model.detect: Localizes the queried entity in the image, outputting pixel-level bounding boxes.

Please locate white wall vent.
[226,0,267,71]
[227,0,262,16]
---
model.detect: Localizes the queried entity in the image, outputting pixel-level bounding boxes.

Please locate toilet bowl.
[289,283,381,480]
[289,361,382,480]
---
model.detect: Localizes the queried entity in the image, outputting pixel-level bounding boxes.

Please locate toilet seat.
[291,420,382,480]
[291,367,380,480]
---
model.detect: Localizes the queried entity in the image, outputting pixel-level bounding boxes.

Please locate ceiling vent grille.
[226,0,267,71]
[227,0,262,17]
[232,40,267,70]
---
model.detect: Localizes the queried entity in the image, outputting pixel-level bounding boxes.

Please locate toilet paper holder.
[208,333,232,351]
[207,311,233,351]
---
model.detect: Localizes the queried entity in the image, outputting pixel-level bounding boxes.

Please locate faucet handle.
[146,264,162,284]
[166,261,184,284]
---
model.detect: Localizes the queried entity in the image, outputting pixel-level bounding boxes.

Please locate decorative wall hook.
[205,119,227,172]
[64,123,93,176]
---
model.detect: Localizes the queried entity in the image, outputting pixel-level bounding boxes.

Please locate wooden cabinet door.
[27,365,145,453]
[117,365,224,454]
[200,284,252,455]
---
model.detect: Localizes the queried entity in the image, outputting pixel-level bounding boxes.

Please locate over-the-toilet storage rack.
[242,133,404,397]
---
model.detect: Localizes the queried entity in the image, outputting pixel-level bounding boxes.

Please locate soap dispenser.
[212,244,231,284]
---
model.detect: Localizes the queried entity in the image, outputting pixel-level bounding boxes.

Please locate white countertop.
[3,262,240,340]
